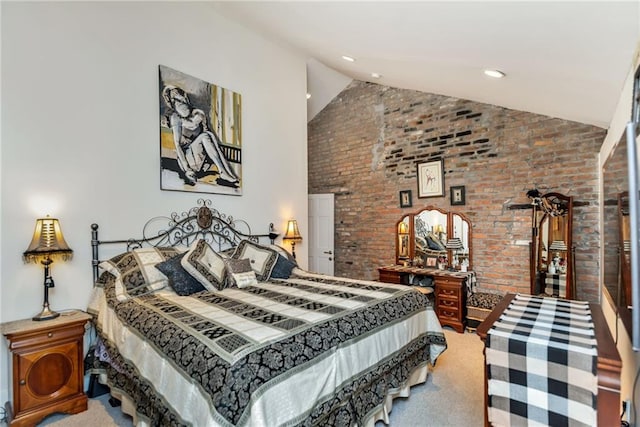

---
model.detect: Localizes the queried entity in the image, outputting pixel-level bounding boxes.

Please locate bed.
[87,200,447,426]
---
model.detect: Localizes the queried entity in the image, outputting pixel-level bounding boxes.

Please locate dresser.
[378,265,475,333]
[2,311,91,426]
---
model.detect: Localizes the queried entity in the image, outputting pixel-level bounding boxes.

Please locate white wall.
[0,2,308,404]
[599,40,640,424]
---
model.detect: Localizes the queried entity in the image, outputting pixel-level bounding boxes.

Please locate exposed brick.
[308,80,605,302]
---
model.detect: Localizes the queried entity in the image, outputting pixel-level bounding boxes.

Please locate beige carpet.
[28,328,484,427]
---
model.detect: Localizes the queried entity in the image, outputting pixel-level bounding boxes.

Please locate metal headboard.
[91,199,278,283]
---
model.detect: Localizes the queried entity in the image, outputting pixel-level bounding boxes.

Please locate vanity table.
[378,265,475,333]
[383,206,474,333]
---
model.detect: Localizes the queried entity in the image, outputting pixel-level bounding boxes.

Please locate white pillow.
[181,239,226,291]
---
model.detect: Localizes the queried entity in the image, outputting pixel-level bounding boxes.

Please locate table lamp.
[283,219,302,259]
[445,237,464,269]
[23,216,73,321]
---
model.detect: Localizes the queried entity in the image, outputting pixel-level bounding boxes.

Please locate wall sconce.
[282,219,302,259]
[23,216,73,321]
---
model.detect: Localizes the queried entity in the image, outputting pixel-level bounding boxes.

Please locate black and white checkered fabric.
[544,273,567,298]
[486,294,597,427]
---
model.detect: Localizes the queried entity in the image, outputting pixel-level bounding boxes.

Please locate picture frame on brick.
[417,159,444,198]
[399,190,412,208]
[450,185,466,206]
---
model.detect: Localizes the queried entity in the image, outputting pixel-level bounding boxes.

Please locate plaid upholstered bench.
[466,292,504,331]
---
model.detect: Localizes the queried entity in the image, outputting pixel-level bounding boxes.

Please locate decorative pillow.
[270,254,296,279]
[225,258,258,289]
[231,240,278,281]
[155,253,206,296]
[181,239,226,291]
[268,244,298,266]
[426,233,446,251]
[99,247,182,301]
[218,247,236,259]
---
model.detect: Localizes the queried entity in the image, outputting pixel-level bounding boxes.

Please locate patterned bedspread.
[89,269,446,426]
[486,294,597,427]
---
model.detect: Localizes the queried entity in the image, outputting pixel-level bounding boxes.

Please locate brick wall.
[308,81,606,302]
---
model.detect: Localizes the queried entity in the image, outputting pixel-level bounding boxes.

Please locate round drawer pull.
[48,333,53,338]
[19,379,26,386]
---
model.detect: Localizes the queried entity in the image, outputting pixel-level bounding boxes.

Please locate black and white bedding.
[88,239,446,426]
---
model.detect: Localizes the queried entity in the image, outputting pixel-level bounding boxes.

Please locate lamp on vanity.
[445,237,464,270]
[23,216,73,321]
[283,219,302,259]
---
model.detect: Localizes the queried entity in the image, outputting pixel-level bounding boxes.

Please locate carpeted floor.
[15,328,484,427]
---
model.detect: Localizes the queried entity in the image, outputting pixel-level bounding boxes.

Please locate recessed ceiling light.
[371,72,382,79]
[341,55,356,62]
[484,69,506,79]
[306,93,311,100]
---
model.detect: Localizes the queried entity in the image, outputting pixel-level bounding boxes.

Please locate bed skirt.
[93,360,430,427]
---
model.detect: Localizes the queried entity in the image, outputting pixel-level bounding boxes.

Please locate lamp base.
[33,306,60,321]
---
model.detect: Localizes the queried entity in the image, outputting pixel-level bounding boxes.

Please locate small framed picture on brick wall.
[450,185,466,206]
[399,190,412,208]
[417,159,444,198]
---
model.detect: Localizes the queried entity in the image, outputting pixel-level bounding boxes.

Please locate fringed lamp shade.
[23,216,73,321]
[283,219,302,259]
[283,219,302,243]
[24,217,73,263]
[23,217,73,262]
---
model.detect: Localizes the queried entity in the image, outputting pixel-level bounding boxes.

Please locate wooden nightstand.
[2,311,91,426]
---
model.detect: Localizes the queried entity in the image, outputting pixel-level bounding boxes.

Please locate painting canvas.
[159,65,242,195]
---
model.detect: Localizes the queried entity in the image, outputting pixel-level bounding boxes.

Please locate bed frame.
[90,198,277,282]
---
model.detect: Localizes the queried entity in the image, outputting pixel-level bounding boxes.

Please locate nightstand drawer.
[7,323,85,352]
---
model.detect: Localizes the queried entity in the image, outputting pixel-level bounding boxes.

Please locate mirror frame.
[530,192,574,299]
[395,206,473,270]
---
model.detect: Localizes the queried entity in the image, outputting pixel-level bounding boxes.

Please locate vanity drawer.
[438,298,459,310]
[437,307,460,320]
[437,286,460,300]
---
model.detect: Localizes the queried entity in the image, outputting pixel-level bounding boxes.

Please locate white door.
[308,194,335,275]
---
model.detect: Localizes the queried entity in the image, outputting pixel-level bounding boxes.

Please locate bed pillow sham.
[269,253,297,279]
[231,240,278,281]
[155,252,206,296]
[268,244,298,266]
[181,239,227,291]
[224,258,258,289]
[99,246,183,301]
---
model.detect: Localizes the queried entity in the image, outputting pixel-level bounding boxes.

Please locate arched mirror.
[395,207,472,270]
[530,192,573,299]
[452,213,470,268]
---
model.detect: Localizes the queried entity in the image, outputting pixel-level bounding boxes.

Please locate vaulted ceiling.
[215,1,639,127]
